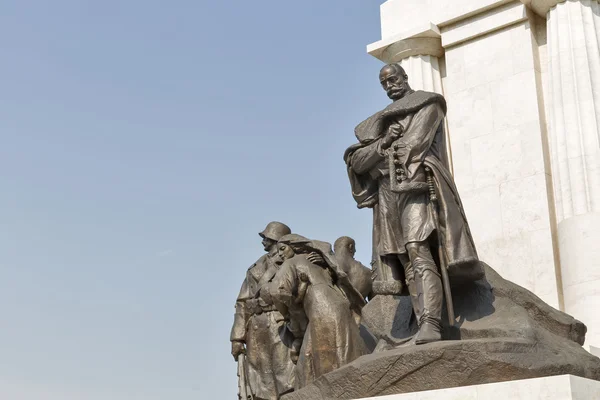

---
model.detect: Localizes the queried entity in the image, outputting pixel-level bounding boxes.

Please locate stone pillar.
[396,55,444,95]
[368,30,445,94]
[439,6,562,309]
[544,0,600,347]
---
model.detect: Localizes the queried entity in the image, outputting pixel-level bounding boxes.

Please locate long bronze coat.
[231,250,295,399]
[344,90,483,284]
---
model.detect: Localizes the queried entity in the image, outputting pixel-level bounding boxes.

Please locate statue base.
[282,338,600,399]
[282,263,600,400]
[356,374,600,400]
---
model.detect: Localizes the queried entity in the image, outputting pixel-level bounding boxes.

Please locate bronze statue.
[333,236,373,301]
[230,221,296,399]
[268,234,367,389]
[259,63,600,400]
[344,63,484,344]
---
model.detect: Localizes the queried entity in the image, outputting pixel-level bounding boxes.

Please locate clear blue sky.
[0,1,389,398]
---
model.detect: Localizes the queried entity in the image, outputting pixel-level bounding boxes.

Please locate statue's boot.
[412,258,443,345]
[404,261,423,328]
[415,319,442,344]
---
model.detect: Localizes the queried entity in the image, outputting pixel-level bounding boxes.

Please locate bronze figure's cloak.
[269,237,367,389]
[344,90,483,284]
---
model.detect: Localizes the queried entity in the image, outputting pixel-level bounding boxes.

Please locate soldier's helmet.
[259,221,291,242]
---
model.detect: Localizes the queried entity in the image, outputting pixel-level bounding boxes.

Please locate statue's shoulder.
[384,90,446,115]
[353,91,447,144]
[290,254,310,266]
[412,90,445,101]
[348,259,371,275]
[411,90,446,114]
[356,259,372,272]
[247,254,269,271]
[275,256,306,277]
[359,263,374,282]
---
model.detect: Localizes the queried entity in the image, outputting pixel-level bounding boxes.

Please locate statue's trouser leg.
[406,241,443,344]
[373,255,405,295]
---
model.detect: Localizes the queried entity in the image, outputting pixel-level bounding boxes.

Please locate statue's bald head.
[379,63,411,101]
[379,63,407,80]
[334,236,356,256]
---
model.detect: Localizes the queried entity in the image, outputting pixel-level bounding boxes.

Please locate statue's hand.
[381,123,403,149]
[298,272,310,283]
[290,351,299,364]
[231,341,245,361]
[307,252,325,266]
[290,339,302,364]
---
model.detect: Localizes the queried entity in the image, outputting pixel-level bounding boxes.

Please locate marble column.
[545,0,600,347]
[371,34,445,94]
[396,55,444,95]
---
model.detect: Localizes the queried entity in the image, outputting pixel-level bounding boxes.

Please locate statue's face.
[380,66,408,101]
[277,243,295,260]
[262,237,276,252]
[348,242,356,256]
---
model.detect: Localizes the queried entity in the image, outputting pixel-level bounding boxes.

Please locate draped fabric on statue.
[270,253,367,388]
[268,236,367,389]
[301,239,366,313]
[344,90,483,283]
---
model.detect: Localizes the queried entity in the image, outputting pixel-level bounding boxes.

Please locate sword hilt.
[425,166,437,202]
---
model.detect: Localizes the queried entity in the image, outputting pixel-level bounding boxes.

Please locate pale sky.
[0,1,389,398]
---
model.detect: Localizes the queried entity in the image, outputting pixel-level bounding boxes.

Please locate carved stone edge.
[521,0,567,17]
[367,23,444,63]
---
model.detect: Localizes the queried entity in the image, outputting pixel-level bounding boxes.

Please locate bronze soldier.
[333,236,373,302]
[230,221,296,399]
[344,64,484,344]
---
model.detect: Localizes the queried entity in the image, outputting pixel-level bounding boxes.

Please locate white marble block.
[442,20,561,309]
[357,375,600,400]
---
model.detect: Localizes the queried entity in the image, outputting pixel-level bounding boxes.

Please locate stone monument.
[281,59,600,398]
[230,1,600,399]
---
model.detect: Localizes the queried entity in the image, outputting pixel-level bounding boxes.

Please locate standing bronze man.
[344,64,484,344]
[230,221,295,399]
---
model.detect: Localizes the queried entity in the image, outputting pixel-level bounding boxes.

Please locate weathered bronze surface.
[230,63,600,399]
[268,234,367,389]
[344,63,484,345]
[283,263,600,400]
[230,221,296,400]
[333,236,373,302]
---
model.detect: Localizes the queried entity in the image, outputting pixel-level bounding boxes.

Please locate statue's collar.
[354,90,446,143]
